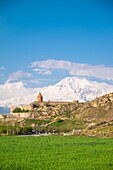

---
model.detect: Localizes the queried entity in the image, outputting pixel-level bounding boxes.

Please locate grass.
[0,136,113,170]
[25,119,51,126]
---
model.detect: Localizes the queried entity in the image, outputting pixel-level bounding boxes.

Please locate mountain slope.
[42,77,113,102]
[0,77,113,108]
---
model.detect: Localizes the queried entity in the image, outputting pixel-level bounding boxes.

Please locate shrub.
[21,126,32,135]
[0,125,7,134]
[12,107,29,113]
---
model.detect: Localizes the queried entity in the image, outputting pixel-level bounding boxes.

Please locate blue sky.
[0,0,113,99]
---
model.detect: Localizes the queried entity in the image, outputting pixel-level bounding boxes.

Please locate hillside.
[1,92,113,137]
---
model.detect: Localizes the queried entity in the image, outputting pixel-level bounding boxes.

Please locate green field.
[0,136,113,170]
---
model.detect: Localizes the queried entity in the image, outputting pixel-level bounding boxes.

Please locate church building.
[37,92,43,103]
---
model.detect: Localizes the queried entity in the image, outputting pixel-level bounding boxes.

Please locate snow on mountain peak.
[0,77,113,108]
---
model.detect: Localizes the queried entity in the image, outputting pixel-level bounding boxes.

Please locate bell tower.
[37,92,43,103]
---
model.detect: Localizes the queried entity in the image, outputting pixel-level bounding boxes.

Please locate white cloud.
[31,59,113,80]
[31,59,71,70]
[0,81,37,100]
[33,68,52,75]
[6,70,32,83]
[30,79,39,84]
[0,66,5,70]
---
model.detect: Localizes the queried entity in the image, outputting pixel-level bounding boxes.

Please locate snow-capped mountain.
[0,77,113,108]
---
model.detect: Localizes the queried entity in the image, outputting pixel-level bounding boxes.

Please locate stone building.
[37,92,43,103]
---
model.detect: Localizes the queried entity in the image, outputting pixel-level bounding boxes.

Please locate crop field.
[0,136,113,170]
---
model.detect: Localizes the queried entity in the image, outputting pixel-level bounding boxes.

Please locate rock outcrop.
[91,92,113,107]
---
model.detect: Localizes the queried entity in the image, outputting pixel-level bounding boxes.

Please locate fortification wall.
[48,100,79,106]
[10,104,33,114]
[11,112,31,118]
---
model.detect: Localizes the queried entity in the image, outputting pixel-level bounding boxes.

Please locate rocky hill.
[91,92,113,107]
[27,92,113,124]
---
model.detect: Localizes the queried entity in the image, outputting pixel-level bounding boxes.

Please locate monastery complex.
[10,92,79,118]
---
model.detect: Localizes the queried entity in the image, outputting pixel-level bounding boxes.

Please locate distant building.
[37,92,43,103]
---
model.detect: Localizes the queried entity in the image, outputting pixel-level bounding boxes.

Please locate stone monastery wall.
[10,93,79,118]
[10,104,33,114]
